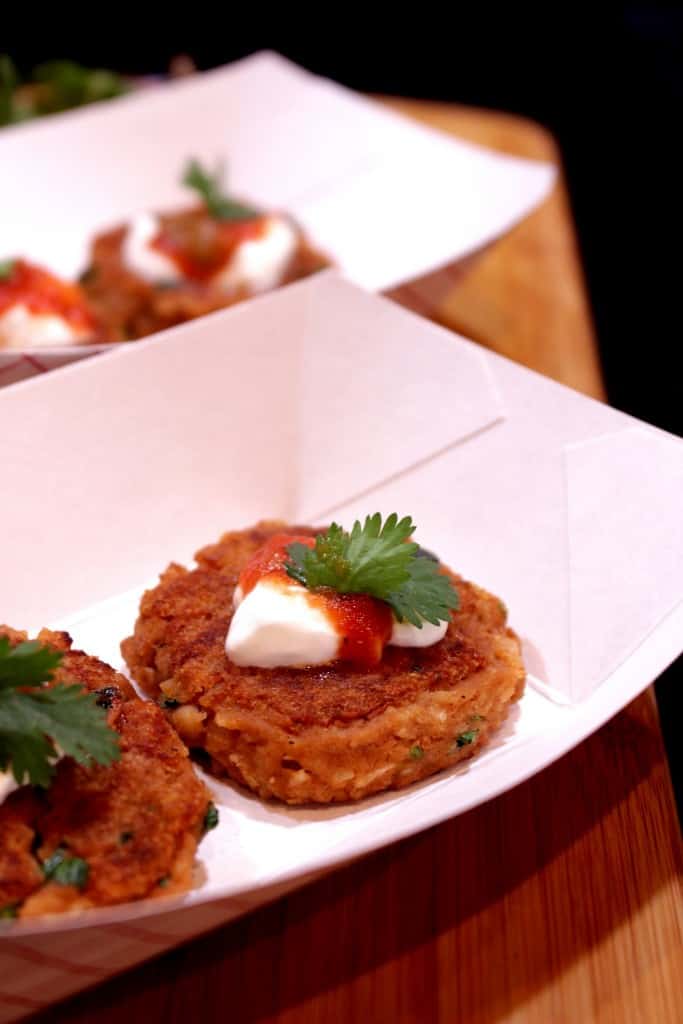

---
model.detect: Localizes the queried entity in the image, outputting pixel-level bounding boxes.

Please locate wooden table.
[36,102,682,1024]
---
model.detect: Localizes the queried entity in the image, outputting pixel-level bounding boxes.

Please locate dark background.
[4,6,681,805]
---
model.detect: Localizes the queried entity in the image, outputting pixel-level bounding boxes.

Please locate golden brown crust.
[0,627,212,918]
[81,212,330,342]
[0,790,45,908]
[122,522,526,804]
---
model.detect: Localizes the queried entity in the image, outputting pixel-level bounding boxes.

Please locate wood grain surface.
[34,101,682,1024]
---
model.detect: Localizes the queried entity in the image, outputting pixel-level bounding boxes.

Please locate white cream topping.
[122,212,298,295]
[389,617,448,647]
[122,212,183,284]
[0,770,18,806]
[212,216,298,295]
[0,304,86,349]
[226,578,339,668]
[226,577,448,669]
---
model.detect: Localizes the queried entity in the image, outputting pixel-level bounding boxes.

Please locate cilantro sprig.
[285,514,459,628]
[182,158,259,222]
[0,636,120,788]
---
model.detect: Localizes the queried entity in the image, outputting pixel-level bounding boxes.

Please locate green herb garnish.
[455,730,478,748]
[157,876,170,888]
[0,258,15,280]
[42,848,89,889]
[415,545,439,562]
[32,60,126,111]
[0,904,18,919]
[182,158,259,222]
[409,745,425,760]
[285,514,459,627]
[159,697,180,710]
[0,636,121,788]
[202,802,219,834]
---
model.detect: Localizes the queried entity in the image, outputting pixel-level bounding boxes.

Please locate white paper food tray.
[0,51,555,385]
[0,272,680,1021]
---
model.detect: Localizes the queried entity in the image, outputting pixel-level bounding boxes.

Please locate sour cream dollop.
[225,534,449,670]
[227,578,340,668]
[212,216,298,294]
[121,212,181,284]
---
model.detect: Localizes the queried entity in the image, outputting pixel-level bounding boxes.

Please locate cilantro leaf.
[285,514,459,627]
[0,637,120,787]
[0,638,62,689]
[0,709,56,788]
[388,555,460,628]
[287,514,416,593]
[182,158,259,222]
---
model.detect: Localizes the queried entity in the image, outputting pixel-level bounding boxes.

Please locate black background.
[3,6,681,805]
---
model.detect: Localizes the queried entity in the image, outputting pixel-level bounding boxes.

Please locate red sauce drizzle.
[150,211,267,283]
[237,534,393,668]
[0,260,97,331]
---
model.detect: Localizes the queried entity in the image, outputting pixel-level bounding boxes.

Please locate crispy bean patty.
[0,627,212,919]
[122,522,526,805]
[81,210,330,342]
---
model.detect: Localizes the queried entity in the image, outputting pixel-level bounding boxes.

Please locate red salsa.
[237,534,393,669]
[150,209,267,283]
[0,259,97,332]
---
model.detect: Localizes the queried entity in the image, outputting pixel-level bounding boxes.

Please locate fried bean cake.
[122,522,526,805]
[0,627,212,919]
[80,212,329,342]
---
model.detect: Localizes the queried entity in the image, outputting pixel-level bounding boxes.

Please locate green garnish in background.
[0,56,127,127]
[285,514,459,627]
[0,258,15,280]
[0,636,120,788]
[183,158,260,222]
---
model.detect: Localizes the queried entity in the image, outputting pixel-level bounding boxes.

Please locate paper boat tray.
[0,273,681,1020]
[0,51,554,385]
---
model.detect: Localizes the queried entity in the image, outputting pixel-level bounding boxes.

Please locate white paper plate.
[0,275,680,1019]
